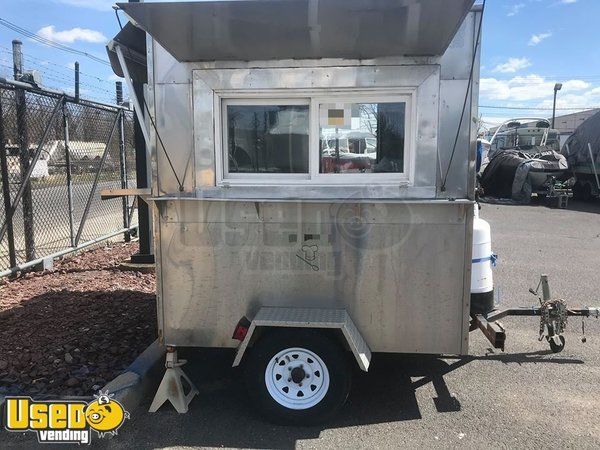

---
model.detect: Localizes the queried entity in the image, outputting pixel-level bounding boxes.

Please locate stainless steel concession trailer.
[105,0,599,424]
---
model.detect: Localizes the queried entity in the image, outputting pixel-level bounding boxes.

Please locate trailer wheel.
[573,181,592,201]
[547,335,565,353]
[244,328,351,425]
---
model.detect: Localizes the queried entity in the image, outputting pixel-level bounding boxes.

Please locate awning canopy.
[106,22,147,83]
[117,0,475,62]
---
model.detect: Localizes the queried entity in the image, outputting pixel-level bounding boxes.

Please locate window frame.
[215,89,415,186]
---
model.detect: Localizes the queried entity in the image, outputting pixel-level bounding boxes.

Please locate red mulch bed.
[0,242,156,397]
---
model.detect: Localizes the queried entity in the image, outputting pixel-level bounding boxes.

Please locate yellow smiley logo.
[85,397,128,435]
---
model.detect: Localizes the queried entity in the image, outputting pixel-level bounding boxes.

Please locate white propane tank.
[471,205,495,314]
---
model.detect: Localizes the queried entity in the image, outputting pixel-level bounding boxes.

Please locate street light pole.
[552,83,562,128]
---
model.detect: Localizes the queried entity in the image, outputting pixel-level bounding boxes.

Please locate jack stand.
[149,347,198,413]
[529,273,551,302]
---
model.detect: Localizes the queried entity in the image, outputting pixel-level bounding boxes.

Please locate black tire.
[547,335,565,353]
[244,328,351,425]
[573,181,583,200]
[573,181,592,202]
[582,183,593,202]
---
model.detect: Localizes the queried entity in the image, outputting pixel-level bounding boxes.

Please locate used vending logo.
[3,391,130,444]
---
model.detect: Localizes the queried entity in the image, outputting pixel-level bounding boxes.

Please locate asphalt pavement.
[4,199,600,449]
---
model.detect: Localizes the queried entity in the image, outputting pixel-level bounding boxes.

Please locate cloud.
[528,32,552,46]
[560,0,577,3]
[37,26,107,44]
[561,80,590,91]
[534,91,600,111]
[492,57,532,74]
[480,75,592,102]
[507,3,525,16]
[480,75,600,119]
[54,0,113,11]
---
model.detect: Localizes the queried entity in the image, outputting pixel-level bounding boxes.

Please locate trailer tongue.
[471,274,599,353]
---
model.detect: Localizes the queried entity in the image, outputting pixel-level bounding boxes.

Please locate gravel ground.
[0,242,156,397]
[3,200,600,448]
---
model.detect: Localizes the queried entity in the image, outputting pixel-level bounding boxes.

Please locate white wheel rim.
[265,347,330,410]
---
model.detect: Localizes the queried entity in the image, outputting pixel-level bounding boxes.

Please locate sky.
[0,0,123,104]
[0,0,599,122]
[479,0,600,128]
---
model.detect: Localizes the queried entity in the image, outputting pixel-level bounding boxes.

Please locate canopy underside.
[117,0,475,62]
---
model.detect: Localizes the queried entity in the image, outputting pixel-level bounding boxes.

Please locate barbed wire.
[0,64,116,104]
[19,50,116,85]
[0,47,118,90]
[0,45,125,104]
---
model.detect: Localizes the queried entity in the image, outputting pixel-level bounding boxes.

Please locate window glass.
[226,105,309,173]
[319,102,405,174]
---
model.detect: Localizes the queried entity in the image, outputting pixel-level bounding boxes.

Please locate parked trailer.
[563,110,600,200]
[104,0,599,424]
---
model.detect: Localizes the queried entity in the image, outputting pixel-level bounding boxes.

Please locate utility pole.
[128,0,154,264]
[13,39,36,261]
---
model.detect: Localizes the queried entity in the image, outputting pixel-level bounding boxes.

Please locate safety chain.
[539,298,568,340]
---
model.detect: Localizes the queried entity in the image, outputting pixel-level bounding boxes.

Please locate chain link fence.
[0,80,138,275]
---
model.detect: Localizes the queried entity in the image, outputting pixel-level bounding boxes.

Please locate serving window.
[219,93,413,185]
[319,101,406,175]
[222,99,311,180]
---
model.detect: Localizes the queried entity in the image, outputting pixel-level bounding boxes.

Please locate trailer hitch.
[471,275,600,353]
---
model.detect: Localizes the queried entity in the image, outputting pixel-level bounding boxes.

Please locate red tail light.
[232,316,251,341]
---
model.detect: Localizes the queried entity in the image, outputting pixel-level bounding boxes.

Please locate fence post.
[116,81,131,242]
[62,99,75,247]
[74,61,80,102]
[0,87,18,269]
[13,39,35,261]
